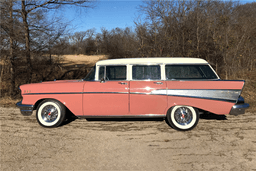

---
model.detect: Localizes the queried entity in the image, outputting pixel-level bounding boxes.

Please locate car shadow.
[200,113,227,120]
[61,114,78,126]
[60,117,164,127]
[61,112,227,127]
[85,118,165,122]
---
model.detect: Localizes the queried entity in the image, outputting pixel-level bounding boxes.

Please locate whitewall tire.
[166,106,199,131]
[36,100,66,128]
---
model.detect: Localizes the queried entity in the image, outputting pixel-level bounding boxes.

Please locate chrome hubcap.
[174,107,193,125]
[41,105,58,122]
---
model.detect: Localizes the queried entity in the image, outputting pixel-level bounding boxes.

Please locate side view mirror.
[100,77,105,83]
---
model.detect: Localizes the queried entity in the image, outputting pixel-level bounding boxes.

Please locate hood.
[20,80,85,95]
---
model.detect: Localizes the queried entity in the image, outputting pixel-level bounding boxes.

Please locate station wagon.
[16,58,249,131]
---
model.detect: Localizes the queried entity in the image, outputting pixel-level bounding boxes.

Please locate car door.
[129,65,167,115]
[83,65,129,116]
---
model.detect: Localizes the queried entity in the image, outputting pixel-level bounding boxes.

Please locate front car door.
[83,65,129,116]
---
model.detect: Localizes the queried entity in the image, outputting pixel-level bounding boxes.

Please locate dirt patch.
[1,107,256,170]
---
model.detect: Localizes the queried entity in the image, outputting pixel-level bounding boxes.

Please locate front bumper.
[16,101,34,116]
[229,103,250,116]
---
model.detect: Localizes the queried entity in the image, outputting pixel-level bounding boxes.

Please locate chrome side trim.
[83,92,128,94]
[24,92,82,95]
[229,103,249,116]
[77,114,166,118]
[130,92,159,95]
[167,95,237,103]
[164,89,241,102]
[24,92,128,95]
[16,101,34,116]
[131,89,241,103]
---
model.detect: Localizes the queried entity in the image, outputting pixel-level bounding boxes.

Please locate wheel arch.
[33,97,80,117]
[165,104,205,115]
[34,98,70,112]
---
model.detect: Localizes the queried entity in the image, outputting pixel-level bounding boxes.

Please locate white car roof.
[96,57,208,65]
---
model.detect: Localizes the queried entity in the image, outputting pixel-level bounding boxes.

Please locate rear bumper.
[229,103,249,116]
[16,101,34,116]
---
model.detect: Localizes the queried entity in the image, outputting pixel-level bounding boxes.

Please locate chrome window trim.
[131,63,164,66]
[131,64,162,81]
[208,64,220,79]
[97,64,130,66]
[164,64,219,80]
[83,65,96,81]
[161,64,166,80]
[96,65,128,81]
[96,62,224,81]
[164,63,209,65]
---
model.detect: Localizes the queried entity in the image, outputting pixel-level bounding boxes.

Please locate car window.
[132,65,161,80]
[99,66,105,80]
[99,65,127,80]
[84,66,96,81]
[165,65,218,80]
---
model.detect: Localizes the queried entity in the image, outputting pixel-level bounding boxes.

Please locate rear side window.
[165,65,218,80]
[99,65,127,80]
[132,65,161,80]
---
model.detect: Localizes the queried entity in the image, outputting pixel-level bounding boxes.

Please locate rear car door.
[129,65,167,115]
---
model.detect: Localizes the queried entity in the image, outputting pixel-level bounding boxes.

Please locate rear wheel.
[36,100,66,128]
[166,106,199,131]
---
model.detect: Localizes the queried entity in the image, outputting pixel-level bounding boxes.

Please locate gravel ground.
[1,107,256,171]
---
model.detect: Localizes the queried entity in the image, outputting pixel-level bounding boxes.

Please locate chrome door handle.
[119,82,127,85]
[154,82,163,85]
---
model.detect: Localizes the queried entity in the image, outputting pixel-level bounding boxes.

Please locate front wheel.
[166,106,199,131]
[36,100,66,128]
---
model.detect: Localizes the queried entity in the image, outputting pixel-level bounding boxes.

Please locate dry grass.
[0,97,21,107]
[239,71,256,112]
[59,54,108,66]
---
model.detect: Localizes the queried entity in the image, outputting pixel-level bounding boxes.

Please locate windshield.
[165,64,218,80]
[84,66,96,81]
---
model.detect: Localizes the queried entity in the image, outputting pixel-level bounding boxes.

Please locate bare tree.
[0,0,23,97]
[20,0,95,83]
[8,0,16,96]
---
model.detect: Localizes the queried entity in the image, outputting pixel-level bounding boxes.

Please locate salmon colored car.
[16,58,249,131]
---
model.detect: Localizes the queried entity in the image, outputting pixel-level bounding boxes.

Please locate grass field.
[61,54,107,64]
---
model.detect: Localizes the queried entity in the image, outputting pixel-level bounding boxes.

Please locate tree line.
[1,0,256,97]
[54,0,256,78]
